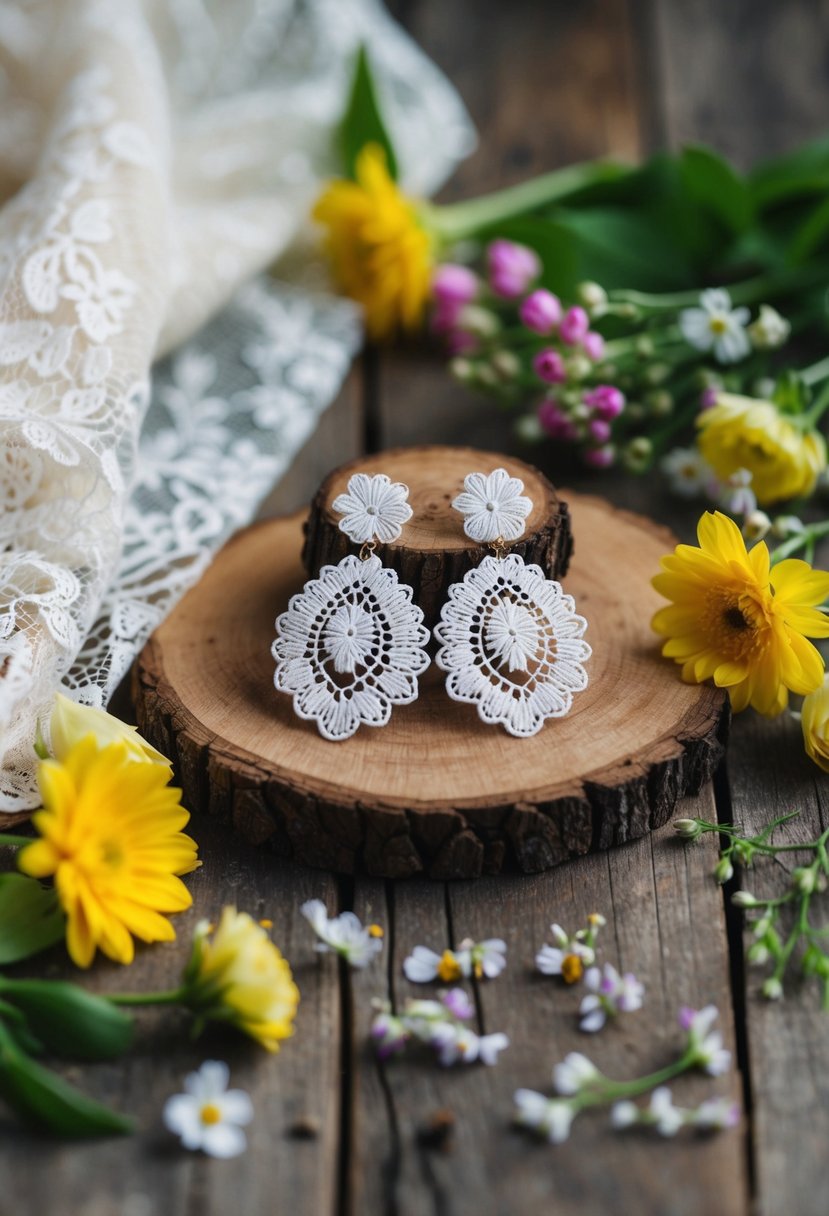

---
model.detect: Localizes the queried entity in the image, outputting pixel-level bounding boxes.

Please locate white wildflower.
[300,899,383,968]
[514,1089,575,1144]
[681,1005,732,1076]
[748,304,790,350]
[163,1061,253,1159]
[579,963,645,1033]
[660,446,713,498]
[553,1052,600,1096]
[679,288,751,363]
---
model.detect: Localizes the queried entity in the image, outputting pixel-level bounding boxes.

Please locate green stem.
[577,1050,696,1108]
[0,834,33,848]
[609,265,827,315]
[771,520,829,565]
[107,987,187,1007]
[801,355,829,387]
[427,160,629,243]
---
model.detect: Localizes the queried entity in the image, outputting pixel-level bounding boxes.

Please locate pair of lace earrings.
[272,470,591,741]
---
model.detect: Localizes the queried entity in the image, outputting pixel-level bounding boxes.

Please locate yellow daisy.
[802,674,829,772]
[697,393,827,505]
[312,143,433,341]
[651,511,829,715]
[182,908,299,1052]
[19,737,200,968]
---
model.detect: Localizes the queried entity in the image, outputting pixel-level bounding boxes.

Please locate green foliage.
[0,873,65,965]
[337,44,398,181]
[0,979,134,1061]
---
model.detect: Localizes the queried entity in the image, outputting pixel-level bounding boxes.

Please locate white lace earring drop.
[272,474,430,741]
[434,468,591,737]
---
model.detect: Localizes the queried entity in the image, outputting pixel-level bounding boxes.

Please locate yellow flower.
[19,737,199,968]
[697,393,827,505]
[50,692,170,768]
[652,511,829,715]
[182,908,299,1052]
[312,143,433,341]
[802,674,829,771]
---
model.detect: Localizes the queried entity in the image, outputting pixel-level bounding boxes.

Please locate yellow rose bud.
[50,693,170,768]
[182,908,299,1052]
[802,674,829,772]
[698,393,827,505]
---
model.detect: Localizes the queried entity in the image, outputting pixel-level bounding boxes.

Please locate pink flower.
[487,240,541,299]
[588,418,611,444]
[700,387,718,410]
[432,264,479,309]
[582,331,605,361]
[520,289,562,335]
[533,348,566,384]
[584,444,615,469]
[538,400,578,441]
[559,307,589,345]
[583,385,625,421]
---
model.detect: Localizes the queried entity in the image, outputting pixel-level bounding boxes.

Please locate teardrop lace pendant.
[434,553,591,738]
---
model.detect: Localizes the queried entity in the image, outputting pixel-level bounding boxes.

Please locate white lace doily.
[272,553,430,741]
[0,0,473,810]
[434,554,592,738]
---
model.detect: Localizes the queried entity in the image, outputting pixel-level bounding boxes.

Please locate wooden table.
[5,3,829,1213]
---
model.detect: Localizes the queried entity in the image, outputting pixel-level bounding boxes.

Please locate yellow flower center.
[368,924,384,939]
[100,838,124,869]
[436,949,463,982]
[200,1103,222,1126]
[709,316,728,334]
[702,586,771,661]
[561,953,584,984]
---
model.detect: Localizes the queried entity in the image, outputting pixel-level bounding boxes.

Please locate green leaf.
[0,979,133,1061]
[679,145,752,234]
[0,874,65,965]
[751,135,829,207]
[337,44,398,181]
[787,194,829,263]
[0,1023,131,1137]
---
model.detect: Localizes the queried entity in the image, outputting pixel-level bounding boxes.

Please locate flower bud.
[674,818,702,839]
[644,362,670,386]
[582,331,605,361]
[584,444,615,469]
[622,436,653,473]
[576,281,608,313]
[432,264,479,309]
[792,866,818,894]
[714,856,734,884]
[487,239,540,299]
[732,890,760,909]
[753,916,772,938]
[646,390,674,417]
[588,418,611,444]
[801,674,829,774]
[742,510,771,542]
[634,335,655,359]
[519,289,562,335]
[747,941,769,966]
[50,693,170,769]
[771,514,804,539]
[457,305,500,338]
[566,354,592,382]
[559,306,590,346]
[583,385,625,421]
[514,413,544,443]
[491,350,521,380]
[748,305,790,350]
[533,348,566,385]
[762,976,783,1001]
[449,357,475,383]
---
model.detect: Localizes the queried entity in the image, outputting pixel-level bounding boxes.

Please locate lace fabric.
[0,0,473,811]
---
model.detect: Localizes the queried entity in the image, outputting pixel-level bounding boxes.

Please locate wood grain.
[303,445,572,627]
[348,795,747,1216]
[133,490,727,879]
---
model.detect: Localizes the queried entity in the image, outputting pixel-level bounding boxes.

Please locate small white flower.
[514,1089,575,1144]
[660,446,713,499]
[648,1087,685,1137]
[332,473,413,544]
[370,1004,410,1060]
[163,1061,253,1159]
[452,467,532,543]
[300,899,383,968]
[771,514,805,539]
[610,1100,639,1130]
[742,510,771,543]
[403,939,506,983]
[535,922,596,980]
[579,963,644,1032]
[721,468,756,517]
[679,288,751,364]
[553,1051,600,1096]
[748,304,790,350]
[691,1096,740,1130]
[681,1005,732,1076]
[432,1024,509,1067]
[762,976,783,1001]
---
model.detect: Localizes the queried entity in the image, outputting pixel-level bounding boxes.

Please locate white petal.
[403,946,441,982]
[163,1094,202,1141]
[201,1122,248,1159]
[218,1090,255,1126]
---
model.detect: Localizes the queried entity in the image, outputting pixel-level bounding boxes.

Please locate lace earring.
[272,473,430,741]
[434,468,591,737]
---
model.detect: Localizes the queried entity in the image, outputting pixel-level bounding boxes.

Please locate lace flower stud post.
[272,474,429,741]
[434,468,591,737]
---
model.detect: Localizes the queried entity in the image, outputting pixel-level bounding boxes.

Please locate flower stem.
[609,265,827,315]
[770,520,829,565]
[107,987,187,1007]
[576,1050,696,1108]
[801,355,829,387]
[428,160,628,243]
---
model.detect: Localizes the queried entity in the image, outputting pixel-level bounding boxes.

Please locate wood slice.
[134,491,729,880]
[302,445,572,626]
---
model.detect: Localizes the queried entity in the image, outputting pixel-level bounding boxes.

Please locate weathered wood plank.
[0,818,341,1216]
[349,796,747,1215]
[722,713,829,1216]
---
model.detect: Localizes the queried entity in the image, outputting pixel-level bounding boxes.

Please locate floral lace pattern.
[333,473,413,544]
[453,469,533,544]
[0,0,472,810]
[434,555,592,738]
[272,554,430,740]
